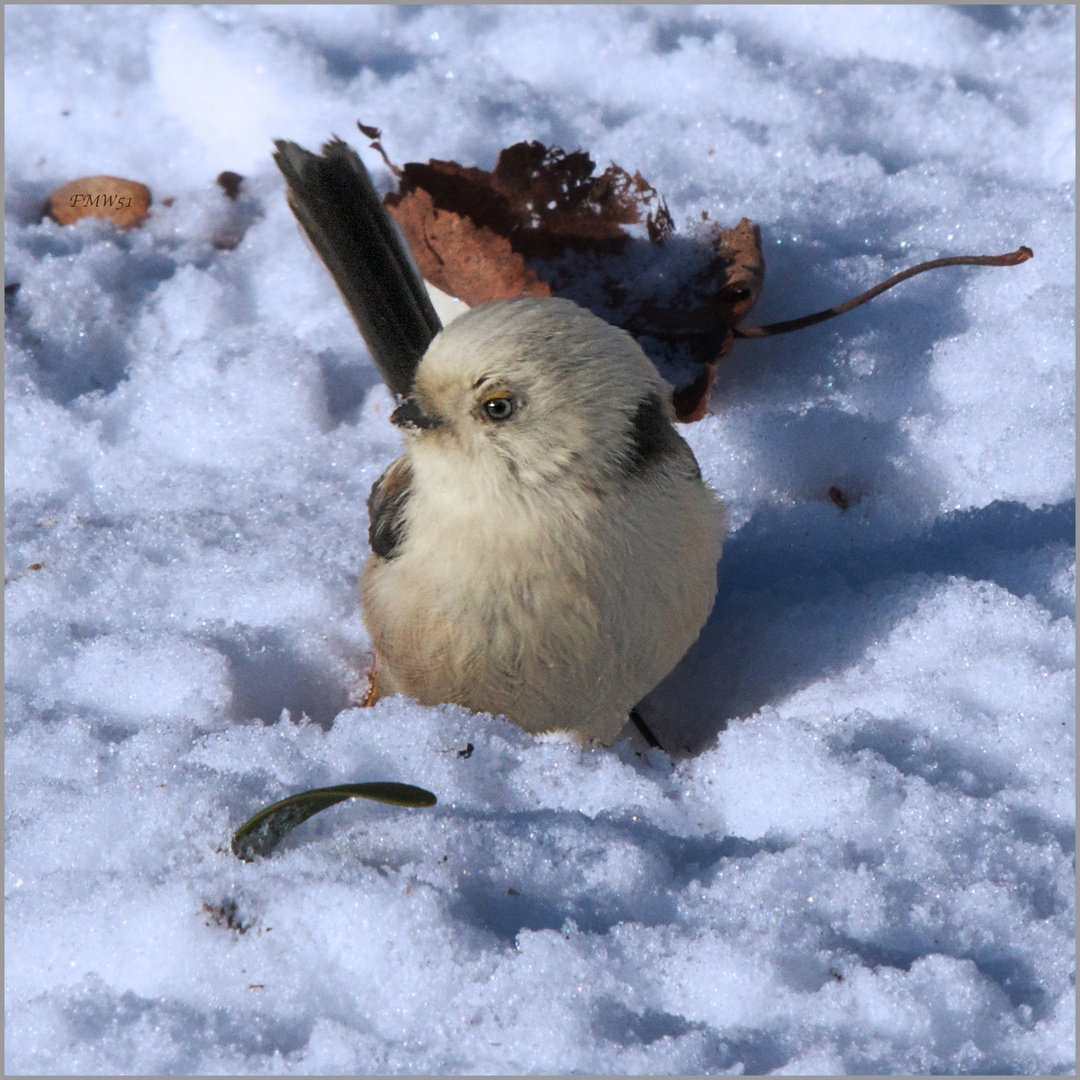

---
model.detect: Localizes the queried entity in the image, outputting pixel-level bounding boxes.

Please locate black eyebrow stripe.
[623,392,683,476]
[472,374,493,390]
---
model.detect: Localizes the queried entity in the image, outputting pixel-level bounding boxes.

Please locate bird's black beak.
[391,397,444,431]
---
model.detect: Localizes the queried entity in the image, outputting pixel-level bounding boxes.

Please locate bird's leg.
[629,707,662,750]
[361,666,379,709]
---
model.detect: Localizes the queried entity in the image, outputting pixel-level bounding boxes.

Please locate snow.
[4,5,1075,1075]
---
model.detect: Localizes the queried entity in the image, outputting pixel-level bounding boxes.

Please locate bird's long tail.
[272,137,442,398]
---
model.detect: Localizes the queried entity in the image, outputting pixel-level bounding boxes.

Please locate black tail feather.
[273,138,442,397]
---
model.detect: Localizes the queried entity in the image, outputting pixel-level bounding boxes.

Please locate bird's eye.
[483,395,515,421]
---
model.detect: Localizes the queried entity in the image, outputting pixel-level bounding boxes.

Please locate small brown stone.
[45,175,151,229]
[216,171,244,200]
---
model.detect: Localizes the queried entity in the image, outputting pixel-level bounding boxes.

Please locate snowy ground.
[4,5,1075,1075]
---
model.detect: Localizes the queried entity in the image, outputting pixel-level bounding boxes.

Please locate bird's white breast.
[361,434,724,744]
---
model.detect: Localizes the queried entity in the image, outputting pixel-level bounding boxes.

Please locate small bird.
[274,137,726,745]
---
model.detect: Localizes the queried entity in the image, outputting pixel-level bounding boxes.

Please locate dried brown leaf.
[216,171,244,200]
[391,141,658,256]
[377,136,761,420]
[371,128,1027,424]
[386,185,550,306]
[671,365,718,424]
[383,140,674,307]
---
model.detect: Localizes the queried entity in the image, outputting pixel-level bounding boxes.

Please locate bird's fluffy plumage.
[361,296,726,744]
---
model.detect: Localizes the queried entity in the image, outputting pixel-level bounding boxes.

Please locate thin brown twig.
[734,246,1033,338]
[357,120,402,177]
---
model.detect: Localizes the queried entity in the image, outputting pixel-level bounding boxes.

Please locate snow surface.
[4,5,1075,1075]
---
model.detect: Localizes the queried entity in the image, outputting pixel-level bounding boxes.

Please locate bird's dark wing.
[367,456,414,559]
[273,138,442,398]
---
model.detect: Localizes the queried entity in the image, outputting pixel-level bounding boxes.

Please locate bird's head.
[391,297,676,489]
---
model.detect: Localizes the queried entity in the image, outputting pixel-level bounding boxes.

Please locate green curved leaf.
[231,782,437,862]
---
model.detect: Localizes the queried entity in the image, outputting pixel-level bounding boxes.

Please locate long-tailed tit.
[274,138,726,745]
